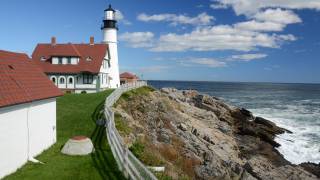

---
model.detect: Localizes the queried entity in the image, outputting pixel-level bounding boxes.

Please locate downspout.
[26,102,44,164]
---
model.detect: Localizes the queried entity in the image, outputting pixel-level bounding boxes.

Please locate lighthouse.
[102,4,120,88]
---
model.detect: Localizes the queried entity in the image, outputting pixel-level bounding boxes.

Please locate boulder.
[61,136,94,156]
[178,123,188,131]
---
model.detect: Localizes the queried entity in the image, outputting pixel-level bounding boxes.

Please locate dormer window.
[58,57,63,64]
[86,56,92,61]
[40,56,46,61]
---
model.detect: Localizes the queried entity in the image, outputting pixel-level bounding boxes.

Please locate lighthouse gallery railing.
[104,81,157,180]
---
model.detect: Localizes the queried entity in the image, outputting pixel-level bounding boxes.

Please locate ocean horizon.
[146,79,320,85]
[148,80,320,165]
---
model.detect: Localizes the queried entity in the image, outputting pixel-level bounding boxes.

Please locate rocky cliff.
[113,87,319,180]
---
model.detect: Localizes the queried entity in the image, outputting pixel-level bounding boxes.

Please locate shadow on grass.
[90,101,125,180]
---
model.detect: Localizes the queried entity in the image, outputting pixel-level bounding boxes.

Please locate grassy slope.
[5,90,125,180]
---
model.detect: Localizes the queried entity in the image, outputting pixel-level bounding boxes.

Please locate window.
[68,77,73,84]
[67,57,71,64]
[83,74,93,84]
[40,56,46,61]
[51,77,56,83]
[59,77,65,84]
[58,57,62,64]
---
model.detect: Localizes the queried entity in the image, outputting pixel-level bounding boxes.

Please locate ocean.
[148,80,320,164]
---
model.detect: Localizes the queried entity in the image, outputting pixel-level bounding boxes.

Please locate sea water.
[149,80,320,164]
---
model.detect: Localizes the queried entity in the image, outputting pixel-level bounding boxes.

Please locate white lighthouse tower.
[102,4,120,88]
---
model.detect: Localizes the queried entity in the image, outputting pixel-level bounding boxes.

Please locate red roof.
[0,50,63,108]
[32,43,108,74]
[120,72,138,79]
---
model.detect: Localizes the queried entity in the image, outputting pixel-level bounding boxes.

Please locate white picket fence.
[104,81,158,180]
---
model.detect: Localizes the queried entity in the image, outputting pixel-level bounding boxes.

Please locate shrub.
[129,140,145,159]
[81,90,87,94]
[155,172,173,180]
[117,86,155,102]
[114,113,131,135]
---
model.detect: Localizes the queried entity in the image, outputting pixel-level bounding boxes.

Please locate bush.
[117,86,155,102]
[114,113,131,135]
[81,90,87,94]
[129,141,145,159]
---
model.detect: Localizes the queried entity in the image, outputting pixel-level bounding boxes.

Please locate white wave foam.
[251,110,320,164]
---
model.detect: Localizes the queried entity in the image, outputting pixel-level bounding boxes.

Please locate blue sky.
[1,0,320,83]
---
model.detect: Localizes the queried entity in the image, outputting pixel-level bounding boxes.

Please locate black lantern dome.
[104,4,115,12]
[102,4,118,30]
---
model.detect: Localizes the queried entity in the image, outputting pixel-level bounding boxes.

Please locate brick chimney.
[90,36,94,45]
[51,37,56,46]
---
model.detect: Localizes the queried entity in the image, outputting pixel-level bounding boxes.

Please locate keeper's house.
[32,37,114,93]
[31,5,121,93]
[0,50,62,178]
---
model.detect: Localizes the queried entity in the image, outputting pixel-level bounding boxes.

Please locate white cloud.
[118,32,154,48]
[277,34,297,41]
[140,65,171,73]
[137,12,214,26]
[115,10,132,25]
[234,9,302,32]
[188,58,227,67]
[121,2,303,53]
[212,0,320,15]
[254,8,301,25]
[149,25,296,52]
[177,57,226,68]
[235,20,285,32]
[210,3,229,9]
[120,25,296,52]
[231,53,267,61]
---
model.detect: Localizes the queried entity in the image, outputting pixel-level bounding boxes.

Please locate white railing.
[104,81,158,180]
[75,84,96,89]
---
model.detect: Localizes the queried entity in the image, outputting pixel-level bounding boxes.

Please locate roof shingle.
[120,72,139,79]
[0,50,63,108]
[32,43,108,74]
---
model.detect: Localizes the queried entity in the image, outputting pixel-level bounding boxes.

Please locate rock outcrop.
[113,87,319,179]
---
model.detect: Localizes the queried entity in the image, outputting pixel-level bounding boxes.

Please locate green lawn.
[5,90,125,180]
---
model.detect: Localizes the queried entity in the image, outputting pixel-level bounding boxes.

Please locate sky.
[1,0,320,83]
